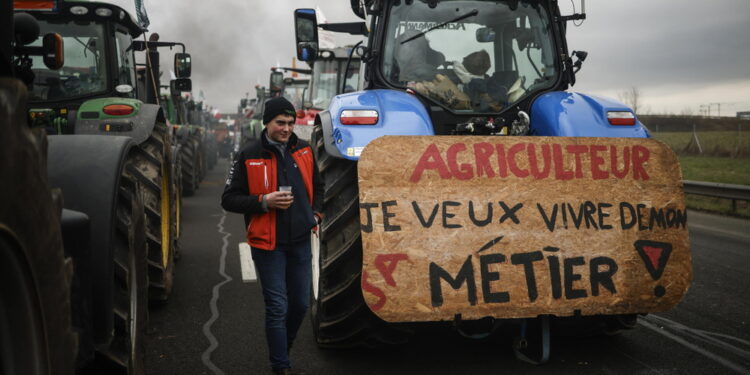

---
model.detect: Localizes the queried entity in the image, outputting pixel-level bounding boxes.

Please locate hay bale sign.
[357,136,691,322]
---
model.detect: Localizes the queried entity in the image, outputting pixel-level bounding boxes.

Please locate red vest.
[244,146,315,250]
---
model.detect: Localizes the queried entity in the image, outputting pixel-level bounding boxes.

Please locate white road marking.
[200,210,233,375]
[238,242,257,283]
[640,315,750,374]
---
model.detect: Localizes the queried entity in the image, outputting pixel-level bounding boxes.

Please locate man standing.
[222,97,323,375]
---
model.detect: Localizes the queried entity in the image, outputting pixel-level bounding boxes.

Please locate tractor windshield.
[310,58,361,110]
[383,0,558,113]
[28,19,109,101]
[283,83,307,109]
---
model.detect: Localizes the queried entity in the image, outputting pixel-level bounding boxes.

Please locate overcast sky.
[139,0,750,116]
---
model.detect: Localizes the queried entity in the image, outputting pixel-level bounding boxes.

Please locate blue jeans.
[251,239,311,371]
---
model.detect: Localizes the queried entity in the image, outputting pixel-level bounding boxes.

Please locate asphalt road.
[145,157,750,375]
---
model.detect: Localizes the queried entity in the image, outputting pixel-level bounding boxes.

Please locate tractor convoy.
[1,0,691,373]
[1,0,216,373]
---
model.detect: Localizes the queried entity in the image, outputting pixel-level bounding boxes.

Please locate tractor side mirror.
[174,53,191,78]
[240,98,248,107]
[13,13,65,70]
[294,8,319,62]
[171,78,192,93]
[270,71,284,93]
[41,33,64,70]
[476,27,495,43]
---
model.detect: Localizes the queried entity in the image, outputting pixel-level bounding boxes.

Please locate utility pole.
[699,104,709,117]
[710,102,721,117]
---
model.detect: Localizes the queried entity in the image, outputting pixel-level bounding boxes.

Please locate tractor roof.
[14,0,145,37]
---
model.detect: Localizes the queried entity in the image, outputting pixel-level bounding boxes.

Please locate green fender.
[74,98,165,146]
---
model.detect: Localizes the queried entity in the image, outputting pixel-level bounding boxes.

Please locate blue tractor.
[295,0,686,364]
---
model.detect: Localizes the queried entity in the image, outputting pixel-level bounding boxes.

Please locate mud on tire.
[122,122,175,302]
[0,78,77,375]
[309,125,410,348]
[99,168,149,374]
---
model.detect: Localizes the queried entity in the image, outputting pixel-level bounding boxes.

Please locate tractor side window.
[508,14,556,94]
[311,59,338,109]
[341,60,361,93]
[115,29,136,97]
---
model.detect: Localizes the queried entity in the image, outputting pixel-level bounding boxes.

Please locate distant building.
[737,111,750,119]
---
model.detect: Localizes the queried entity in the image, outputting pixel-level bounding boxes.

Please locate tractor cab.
[281,76,310,123]
[14,0,144,104]
[308,47,362,111]
[381,1,559,115]
[296,0,589,135]
[13,0,192,134]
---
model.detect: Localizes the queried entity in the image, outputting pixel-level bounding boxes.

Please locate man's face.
[266,114,295,143]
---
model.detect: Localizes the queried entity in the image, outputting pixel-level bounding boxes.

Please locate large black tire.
[309,125,409,348]
[206,136,217,171]
[98,169,148,374]
[0,78,77,375]
[194,131,206,182]
[171,144,183,261]
[180,134,200,197]
[123,122,175,302]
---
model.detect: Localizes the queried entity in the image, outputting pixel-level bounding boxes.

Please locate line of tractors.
[236,46,361,147]
[1,1,220,374]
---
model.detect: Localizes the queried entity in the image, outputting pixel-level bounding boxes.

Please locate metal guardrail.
[683,180,750,212]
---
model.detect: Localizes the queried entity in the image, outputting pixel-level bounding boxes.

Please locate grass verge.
[677,156,750,218]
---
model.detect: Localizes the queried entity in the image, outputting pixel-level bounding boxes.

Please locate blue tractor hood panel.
[530,92,650,138]
[329,89,434,160]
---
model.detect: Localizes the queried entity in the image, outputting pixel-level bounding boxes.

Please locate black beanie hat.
[263,97,297,124]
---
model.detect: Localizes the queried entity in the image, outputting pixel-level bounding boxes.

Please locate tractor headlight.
[69,5,88,15]
[95,7,112,17]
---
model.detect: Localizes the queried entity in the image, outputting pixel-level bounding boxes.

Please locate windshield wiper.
[400,9,479,45]
[73,37,99,59]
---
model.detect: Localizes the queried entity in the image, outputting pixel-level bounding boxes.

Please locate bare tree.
[618,86,642,114]
[679,106,695,116]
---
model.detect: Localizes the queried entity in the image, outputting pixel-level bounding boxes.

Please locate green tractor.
[180,99,210,194]
[243,84,271,146]
[14,0,182,304]
[3,0,185,372]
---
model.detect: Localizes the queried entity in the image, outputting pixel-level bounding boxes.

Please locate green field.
[649,131,750,217]
[652,130,750,157]
[678,156,750,185]
[676,155,750,218]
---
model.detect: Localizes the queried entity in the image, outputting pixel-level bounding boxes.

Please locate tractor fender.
[319,89,434,161]
[74,100,165,145]
[47,134,133,345]
[317,110,342,158]
[530,91,650,138]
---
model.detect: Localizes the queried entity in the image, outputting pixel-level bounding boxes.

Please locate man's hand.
[266,191,293,210]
